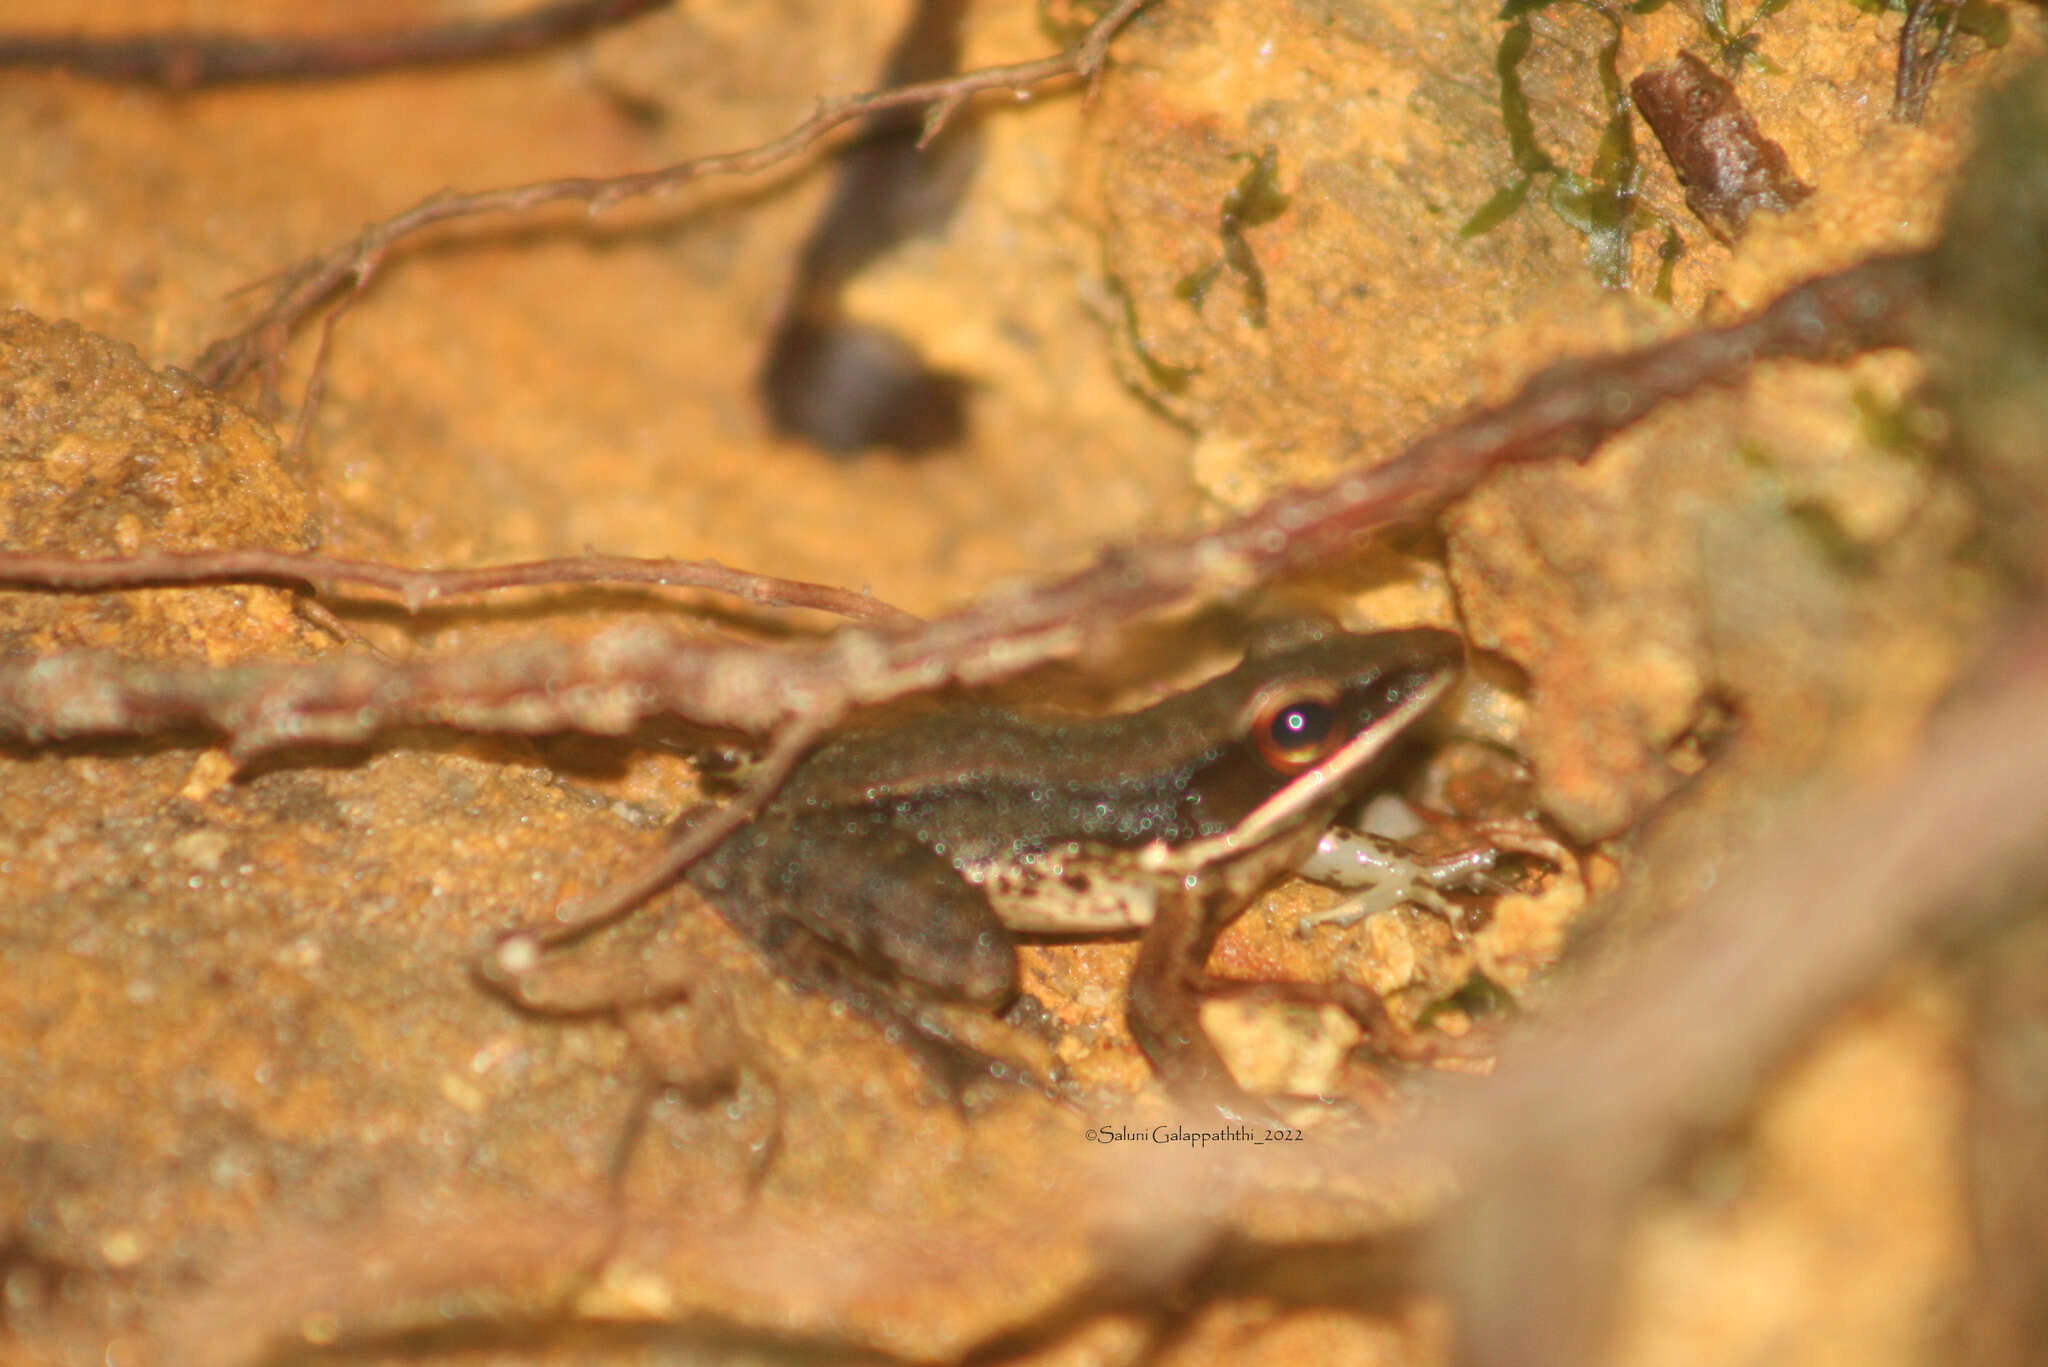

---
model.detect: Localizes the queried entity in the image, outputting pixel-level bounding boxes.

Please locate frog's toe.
[892,1024,1056,1114]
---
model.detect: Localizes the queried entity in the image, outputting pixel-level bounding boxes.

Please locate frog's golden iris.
[1248,682,1342,774]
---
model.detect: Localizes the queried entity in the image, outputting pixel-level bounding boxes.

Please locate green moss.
[1653,224,1684,302]
[1035,0,1110,46]
[1460,174,1535,237]
[1173,261,1223,308]
[1850,388,1931,457]
[1495,16,1558,176]
[1785,503,1878,573]
[1106,272,1195,394]
[1698,0,1795,66]
[1436,972,1517,1021]
[1462,12,1553,240]
[1466,4,1660,291]
[1584,16,1641,288]
[1177,145,1293,328]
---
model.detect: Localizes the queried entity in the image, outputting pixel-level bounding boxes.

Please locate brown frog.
[677,617,1468,1104]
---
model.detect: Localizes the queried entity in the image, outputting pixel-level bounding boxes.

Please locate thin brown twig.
[0,549,920,627]
[0,250,1926,758]
[191,0,1153,392]
[0,0,669,89]
[482,715,836,980]
[286,265,368,458]
[289,594,389,659]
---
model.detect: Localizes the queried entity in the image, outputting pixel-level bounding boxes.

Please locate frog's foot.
[756,918,1054,1111]
[1296,821,1578,935]
[1294,829,1497,933]
[614,997,787,1194]
[901,1012,1058,1111]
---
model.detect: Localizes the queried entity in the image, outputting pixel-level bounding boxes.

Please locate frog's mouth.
[1136,665,1454,877]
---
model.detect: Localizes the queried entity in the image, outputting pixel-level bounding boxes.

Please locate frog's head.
[1162,619,1463,857]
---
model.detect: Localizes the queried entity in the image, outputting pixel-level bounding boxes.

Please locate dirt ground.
[1,2,2042,1365]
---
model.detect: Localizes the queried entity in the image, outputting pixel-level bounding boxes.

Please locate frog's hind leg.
[710,822,1020,1006]
[702,822,1051,1104]
[749,915,1033,1106]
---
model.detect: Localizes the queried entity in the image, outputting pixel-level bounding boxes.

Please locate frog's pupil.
[1272,701,1332,752]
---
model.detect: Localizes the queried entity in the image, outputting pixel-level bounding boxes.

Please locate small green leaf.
[1223,145,1291,228]
[1498,19,1558,175]
[1652,225,1683,303]
[1107,274,1194,394]
[1461,175,1535,236]
[1174,262,1222,308]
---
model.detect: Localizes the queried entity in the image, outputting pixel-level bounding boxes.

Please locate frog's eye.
[1249,684,1341,774]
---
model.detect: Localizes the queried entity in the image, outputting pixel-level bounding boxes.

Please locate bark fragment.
[1631,51,1813,241]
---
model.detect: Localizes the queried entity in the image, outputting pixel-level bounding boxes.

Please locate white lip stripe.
[1136,668,1453,876]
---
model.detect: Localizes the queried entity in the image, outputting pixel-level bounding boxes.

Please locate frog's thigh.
[772,825,1019,1006]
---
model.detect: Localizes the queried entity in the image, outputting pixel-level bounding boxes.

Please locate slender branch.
[0,251,1926,756]
[0,549,920,627]
[0,0,669,88]
[1894,0,1963,123]
[481,714,835,982]
[191,0,1154,392]
[287,266,369,459]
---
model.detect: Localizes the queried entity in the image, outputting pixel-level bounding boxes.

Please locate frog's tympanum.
[685,618,1465,1105]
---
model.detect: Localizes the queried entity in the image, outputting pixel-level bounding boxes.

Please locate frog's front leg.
[1296,820,1577,934]
[1126,873,1250,1112]
[1294,829,1496,931]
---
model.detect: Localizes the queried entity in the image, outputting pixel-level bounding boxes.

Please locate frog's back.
[788,706,1228,855]
[765,622,1463,857]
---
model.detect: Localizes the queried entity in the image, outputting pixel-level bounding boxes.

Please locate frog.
[672,616,1471,1105]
